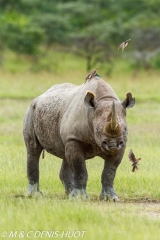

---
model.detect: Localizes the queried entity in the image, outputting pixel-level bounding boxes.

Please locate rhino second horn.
[110,101,117,130]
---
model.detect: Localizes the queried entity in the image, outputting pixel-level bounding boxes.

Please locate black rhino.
[23,75,135,201]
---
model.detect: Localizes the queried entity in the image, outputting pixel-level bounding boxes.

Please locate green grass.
[0,198,160,240]
[0,68,160,102]
[0,197,159,240]
[0,70,160,240]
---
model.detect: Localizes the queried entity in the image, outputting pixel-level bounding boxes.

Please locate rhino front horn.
[110,101,117,130]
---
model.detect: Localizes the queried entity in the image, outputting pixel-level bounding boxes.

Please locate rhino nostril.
[118,141,124,148]
[102,141,109,150]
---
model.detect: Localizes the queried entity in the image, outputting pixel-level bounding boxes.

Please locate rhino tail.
[42,149,45,159]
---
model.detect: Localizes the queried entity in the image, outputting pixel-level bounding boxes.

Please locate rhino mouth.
[101,139,124,152]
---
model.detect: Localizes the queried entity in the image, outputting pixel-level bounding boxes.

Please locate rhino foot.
[69,188,88,200]
[100,187,119,202]
[26,183,43,198]
[62,181,74,195]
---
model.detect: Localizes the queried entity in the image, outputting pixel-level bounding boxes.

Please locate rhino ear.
[84,91,97,108]
[122,92,135,109]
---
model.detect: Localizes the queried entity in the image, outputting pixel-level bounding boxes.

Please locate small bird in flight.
[128,149,141,172]
[85,68,98,82]
[118,39,131,52]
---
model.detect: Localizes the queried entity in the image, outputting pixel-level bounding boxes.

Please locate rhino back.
[32,83,80,158]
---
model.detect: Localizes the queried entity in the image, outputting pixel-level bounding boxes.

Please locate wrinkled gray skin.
[23,76,135,201]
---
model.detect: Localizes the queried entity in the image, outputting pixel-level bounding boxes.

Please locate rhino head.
[84,91,135,154]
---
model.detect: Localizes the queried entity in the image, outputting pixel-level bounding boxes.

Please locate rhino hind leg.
[24,105,43,197]
[65,141,88,200]
[59,159,74,195]
[26,147,43,197]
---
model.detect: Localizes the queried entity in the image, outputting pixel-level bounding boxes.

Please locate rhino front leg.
[100,158,122,202]
[59,159,74,195]
[65,141,88,200]
[26,148,43,197]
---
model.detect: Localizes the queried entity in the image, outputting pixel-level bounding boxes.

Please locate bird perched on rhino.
[85,68,98,82]
[118,39,131,53]
[128,149,141,172]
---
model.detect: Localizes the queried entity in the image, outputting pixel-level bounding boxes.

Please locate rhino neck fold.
[96,95,118,102]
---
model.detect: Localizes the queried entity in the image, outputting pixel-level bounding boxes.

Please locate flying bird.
[128,149,141,172]
[118,39,131,52]
[85,68,98,82]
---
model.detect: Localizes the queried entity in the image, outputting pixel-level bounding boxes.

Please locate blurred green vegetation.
[0,0,160,74]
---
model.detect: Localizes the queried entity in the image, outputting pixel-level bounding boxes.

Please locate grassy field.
[0,69,160,240]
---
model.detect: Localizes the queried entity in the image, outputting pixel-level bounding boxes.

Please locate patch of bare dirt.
[121,198,160,220]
